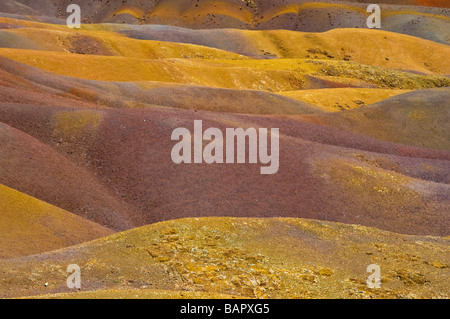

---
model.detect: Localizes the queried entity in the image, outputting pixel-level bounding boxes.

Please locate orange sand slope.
[0,183,113,259]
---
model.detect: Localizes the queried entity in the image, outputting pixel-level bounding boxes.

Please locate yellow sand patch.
[109,6,146,19]
[315,159,419,204]
[279,88,409,112]
[0,184,112,259]
[146,0,253,23]
[55,110,101,138]
[225,28,450,74]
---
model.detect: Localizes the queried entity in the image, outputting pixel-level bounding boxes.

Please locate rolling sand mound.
[120,85,324,114]
[1,100,448,236]
[0,184,113,259]
[0,25,248,60]
[118,26,450,70]
[0,53,448,237]
[382,13,450,44]
[0,16,448,238]
[314,88,450,150]
[3,20,441,76]
[106,1,450,45]
[0,120,142,231]
[0,48,448,91]
[0,56,441,117]
[279,88,409,111]
[0,3,448,299]
[255,2,450,44]
[1,217,448,299]
[0,56,321,114]
[1,1,448,43]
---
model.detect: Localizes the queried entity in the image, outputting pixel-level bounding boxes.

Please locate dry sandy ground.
[0,2,448,299]
[1,217,449,299]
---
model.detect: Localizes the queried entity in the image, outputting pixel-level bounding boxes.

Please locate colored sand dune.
[0,0,448,299]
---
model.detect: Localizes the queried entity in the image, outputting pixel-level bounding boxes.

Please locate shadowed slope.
[0,121,142,231]
[1,217,448,299]
[0,184,113,259]
[0,24,249,59]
